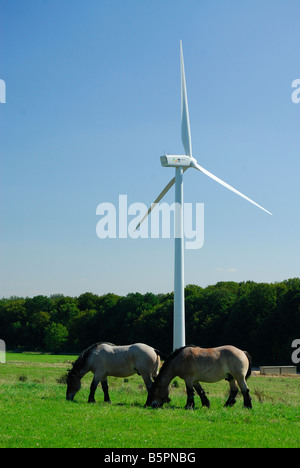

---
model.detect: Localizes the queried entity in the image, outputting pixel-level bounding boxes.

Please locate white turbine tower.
[136,41,272,351]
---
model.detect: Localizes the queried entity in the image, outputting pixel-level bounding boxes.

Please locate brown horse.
[66,342,164,406]
[149,345,252,409]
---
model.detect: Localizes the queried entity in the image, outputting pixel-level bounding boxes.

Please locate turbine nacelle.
[160,155,197,168]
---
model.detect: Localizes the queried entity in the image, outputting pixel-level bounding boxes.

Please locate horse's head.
[66,369,81,401]
[150,382,171,408]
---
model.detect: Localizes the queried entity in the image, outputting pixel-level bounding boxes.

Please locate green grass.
[0,353,299,448]
[6,352,77,363]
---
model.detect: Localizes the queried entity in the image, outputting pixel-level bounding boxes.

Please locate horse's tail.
[243,351,252,380]
[152,353,160,379]
[154,349,168,361]
[152,349,167,378]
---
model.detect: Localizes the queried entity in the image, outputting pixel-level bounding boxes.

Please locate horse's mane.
[67,342,115,381]
[154,345,197,384]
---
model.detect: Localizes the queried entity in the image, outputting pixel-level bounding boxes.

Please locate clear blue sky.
[1,0,299,298]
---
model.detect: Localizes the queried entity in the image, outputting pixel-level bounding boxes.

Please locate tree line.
[0,278,299,366]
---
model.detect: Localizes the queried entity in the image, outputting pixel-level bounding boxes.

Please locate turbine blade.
[180,40,192,157]
[193,162,272,215]
[135,168,189,230]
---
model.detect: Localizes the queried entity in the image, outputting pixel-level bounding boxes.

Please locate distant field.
[6,352,77,363]
[0,353,299,448]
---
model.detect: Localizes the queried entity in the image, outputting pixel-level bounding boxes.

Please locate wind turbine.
[136,41,272,351]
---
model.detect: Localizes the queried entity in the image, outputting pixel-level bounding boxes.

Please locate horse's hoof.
[184,405,195,410]
[224,401,235,408]
[244,403,252,409]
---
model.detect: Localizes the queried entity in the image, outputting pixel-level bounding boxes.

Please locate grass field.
[0,353,299,448]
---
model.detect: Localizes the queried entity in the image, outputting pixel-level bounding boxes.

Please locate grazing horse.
[66,342,164,406]
[149,345,252,409]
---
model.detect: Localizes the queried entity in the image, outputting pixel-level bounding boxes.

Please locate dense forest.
[0,278,299,366]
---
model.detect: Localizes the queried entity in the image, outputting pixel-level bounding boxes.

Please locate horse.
[66,342,164,406]
[148,345,252,409]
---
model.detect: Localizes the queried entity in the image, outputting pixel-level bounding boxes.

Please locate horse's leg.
[194,382,210,408]
[185,382,195,410]
[236,376,252,409]
[101,379,111,403]
[242,388,252,409]
[141,373,154,407]
[88,375,101,403]
[224,378,239,407]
